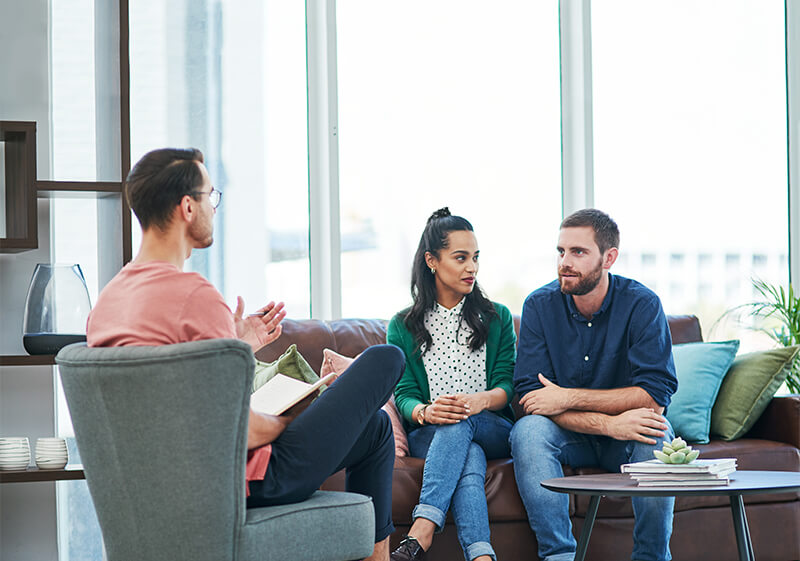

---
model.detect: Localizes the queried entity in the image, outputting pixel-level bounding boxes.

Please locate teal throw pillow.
[666,340,740,444]
[252,344,319,393]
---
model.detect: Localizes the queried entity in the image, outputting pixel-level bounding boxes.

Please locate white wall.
[0,1,59,560]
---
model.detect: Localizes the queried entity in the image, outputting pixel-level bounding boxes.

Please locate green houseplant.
[718,278,800,394]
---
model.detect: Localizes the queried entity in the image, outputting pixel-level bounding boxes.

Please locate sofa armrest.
[743,395,800,449]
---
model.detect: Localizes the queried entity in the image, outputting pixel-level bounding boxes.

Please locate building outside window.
[592,0,788,347]
[336,0,563,318]
[129,0,312,319]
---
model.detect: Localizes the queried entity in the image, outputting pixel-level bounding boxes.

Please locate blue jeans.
[408,410,512,561]
[510,414,675,561]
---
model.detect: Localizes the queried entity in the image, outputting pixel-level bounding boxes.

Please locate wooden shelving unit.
[0,120,128,254]
[0,465,85,484]
[36,181,123,197]
[0,355,56,367]
[0,121,38,252]
[0,0,132,497]
[0,129,127,484]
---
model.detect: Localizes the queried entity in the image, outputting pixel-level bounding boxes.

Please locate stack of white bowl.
[0,437,31,470]
[35,438,68,469]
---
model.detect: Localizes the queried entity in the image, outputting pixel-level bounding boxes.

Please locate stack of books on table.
[621,458,737,486]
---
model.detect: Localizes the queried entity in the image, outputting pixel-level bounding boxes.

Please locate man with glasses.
[87,147,403,561]
[203,186,222,208]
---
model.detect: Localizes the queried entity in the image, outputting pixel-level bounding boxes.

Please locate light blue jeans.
[510,414,675,561]
[408,410,512,561]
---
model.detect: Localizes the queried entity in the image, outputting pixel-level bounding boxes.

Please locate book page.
[250,373,336,416]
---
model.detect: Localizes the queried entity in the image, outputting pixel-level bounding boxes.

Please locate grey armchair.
[56,338,374,561]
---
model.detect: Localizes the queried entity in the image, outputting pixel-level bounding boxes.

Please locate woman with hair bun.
[388,208,516,561]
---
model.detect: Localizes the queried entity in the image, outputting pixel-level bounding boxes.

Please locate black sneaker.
[390,535,427,561]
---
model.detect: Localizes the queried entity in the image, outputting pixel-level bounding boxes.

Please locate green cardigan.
[388,301,516,426]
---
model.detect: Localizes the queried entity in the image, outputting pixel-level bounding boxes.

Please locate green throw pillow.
[252,344,319,393]
[710,345,799,440]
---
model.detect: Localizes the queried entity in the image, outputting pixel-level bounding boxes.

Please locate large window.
[51,2,109,559]
[129,0,312,318]
[592,1,788,348]
[13,2,800,560]
[336,1,563,318]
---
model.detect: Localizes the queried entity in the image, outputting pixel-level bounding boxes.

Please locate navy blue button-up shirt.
[514,274,677,408]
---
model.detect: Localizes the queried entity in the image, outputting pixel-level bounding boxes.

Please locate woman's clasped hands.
[424,393,487,424]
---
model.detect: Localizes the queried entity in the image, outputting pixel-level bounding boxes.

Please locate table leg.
[730,494,755,561]
[741,496,755,560]
[575,494,601,561]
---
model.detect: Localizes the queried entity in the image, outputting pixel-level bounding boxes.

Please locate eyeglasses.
[192,186,222,209]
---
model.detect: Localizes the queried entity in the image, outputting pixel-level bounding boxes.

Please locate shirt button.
[584,355,589,361]
[587,322,592,327]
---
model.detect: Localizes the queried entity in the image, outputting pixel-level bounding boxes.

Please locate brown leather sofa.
[255,315,800,561]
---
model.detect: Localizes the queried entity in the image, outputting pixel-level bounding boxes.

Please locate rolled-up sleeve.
[627,297,678,407]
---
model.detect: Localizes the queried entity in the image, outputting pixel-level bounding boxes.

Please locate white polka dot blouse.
[421,298,488,400]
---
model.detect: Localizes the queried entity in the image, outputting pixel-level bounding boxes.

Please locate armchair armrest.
[743,395,800,449]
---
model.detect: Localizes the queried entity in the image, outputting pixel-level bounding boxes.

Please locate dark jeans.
[247,344,405,543]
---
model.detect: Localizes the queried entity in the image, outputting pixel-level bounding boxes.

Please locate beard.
[188,213,214,249]
[559,259,603,296]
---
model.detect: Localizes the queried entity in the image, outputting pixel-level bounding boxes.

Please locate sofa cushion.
[711,345,800,440]
[252,344,318,392]
[329,318,389,357]
[386,456,572,524]
[667,340,739,444]
[745,395,800,446]
[254,320,338,373]
[667,314,704,344]
[485,458,568,520]
[239,490,374,561]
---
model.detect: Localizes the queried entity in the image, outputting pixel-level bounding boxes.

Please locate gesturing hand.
[234,298,286,351]
[606,408,668,444]
[424,395,470,424]
[518,374,571,416]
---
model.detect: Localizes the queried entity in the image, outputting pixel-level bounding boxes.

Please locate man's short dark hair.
[560,208,619,254]
[125,148,205,230]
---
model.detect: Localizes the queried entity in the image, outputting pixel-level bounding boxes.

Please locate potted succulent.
[718,278,800,394]
[654,437,700,464]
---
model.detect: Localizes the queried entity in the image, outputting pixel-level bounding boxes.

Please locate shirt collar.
[434,297,465,318]
[597,273,616,315]
[565,273,616,320]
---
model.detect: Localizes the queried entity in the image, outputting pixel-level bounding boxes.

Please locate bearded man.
[510,208,678,561]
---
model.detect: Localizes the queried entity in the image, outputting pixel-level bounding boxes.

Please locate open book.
[250,372,337,416]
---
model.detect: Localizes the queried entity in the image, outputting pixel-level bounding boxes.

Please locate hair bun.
[429,207,451,222]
